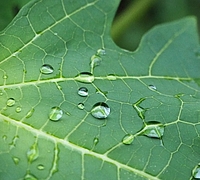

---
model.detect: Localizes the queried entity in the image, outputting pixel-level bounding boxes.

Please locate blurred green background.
[0,0,200,51]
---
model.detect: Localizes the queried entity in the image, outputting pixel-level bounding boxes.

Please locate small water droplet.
[27,144,39,162]
[0,90,3,96]
[26,108,35,118]
[93,137,99,146]
[90,55,102,68]
[40,64,54,74]
[75,72,94,83]
[91,102,110,119]
[122,134,134,145]
[3,75,8,79]
[148,85,157,91]
[15,106,22,113]
[7,98,15,107]
[78,103,84,110]
[49,107,63,121]
[24,174,37,180]
[37,164,45,170]
[140,121,164,139]
[107,74,117,81]
[78,87,88,97]
[12,157,20,164]
[133,98,146,120]
[192,164,200,179]
[2,135,7,140]
[96,48,106,56]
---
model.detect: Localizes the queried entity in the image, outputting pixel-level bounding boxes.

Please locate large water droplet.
[148,85,157,91]
[140,121,164,139]
[78,103,85,110]
[75,72,94,83]
[40,64,54,74]
[49,107,63,121]
[193,164,200,179]
[7,98,15,107]
[37,164,45,170]
[133,98,146,120]
[122,134,134,145]
[90,55,102,68]
[91,102,110,119]
[78,87,88,97]
[27,144,39,162]
[97,48,106,56]
[107,74,117,81]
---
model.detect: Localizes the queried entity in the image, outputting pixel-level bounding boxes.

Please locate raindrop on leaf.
[15,106,22,113]
[12,157,20,165]
[96,48,106,56]
[90,55,102,68]
[7,98,15,107]
[91,102,110,119]
[122,134,134,145]
[78,103,85,110]
[78,87,88,97]
[26,108,35,118]
[148,85,157,91]
[192,164,200,179]
[75,72,94,83]
[49,107,63,121]
[140,121,165,139]
[27,144,39,162]
[107,74,117,81]
[40,64,54,74]
[37,164,45,170]
[93,137,99,146]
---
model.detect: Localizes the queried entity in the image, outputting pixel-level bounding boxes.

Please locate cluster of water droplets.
[122,95,165,145]
[77,86,110,119]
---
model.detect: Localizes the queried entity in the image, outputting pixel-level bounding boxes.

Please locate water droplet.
[93,137,99,146]
[26,108,35,118]
[40,64,54,74]
[2,135,7,140]
[12,157,20,164]
[192,164,200,179]
[49,107,63,121]
[140,121,164,139]
[15,106,22,113]
[37,164,45,170]
[0,90,3,96]
[27,144,39,162]
[133,98,146,120]
[75,72,94,83]
[91,102,110,119]
[78,87,88,97]
[122,134,134,145]
[96,48,106,56]
[90,55,102,68]
[148,85,157,91]
[3,75,8,79]
[107,74,117,81]
[24,174,37,180]
[78,103,84,110]
[7,98,15,107]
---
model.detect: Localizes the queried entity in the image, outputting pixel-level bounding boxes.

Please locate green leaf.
[0,0,200,180]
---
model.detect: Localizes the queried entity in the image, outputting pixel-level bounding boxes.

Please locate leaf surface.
[0,0,200,180]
